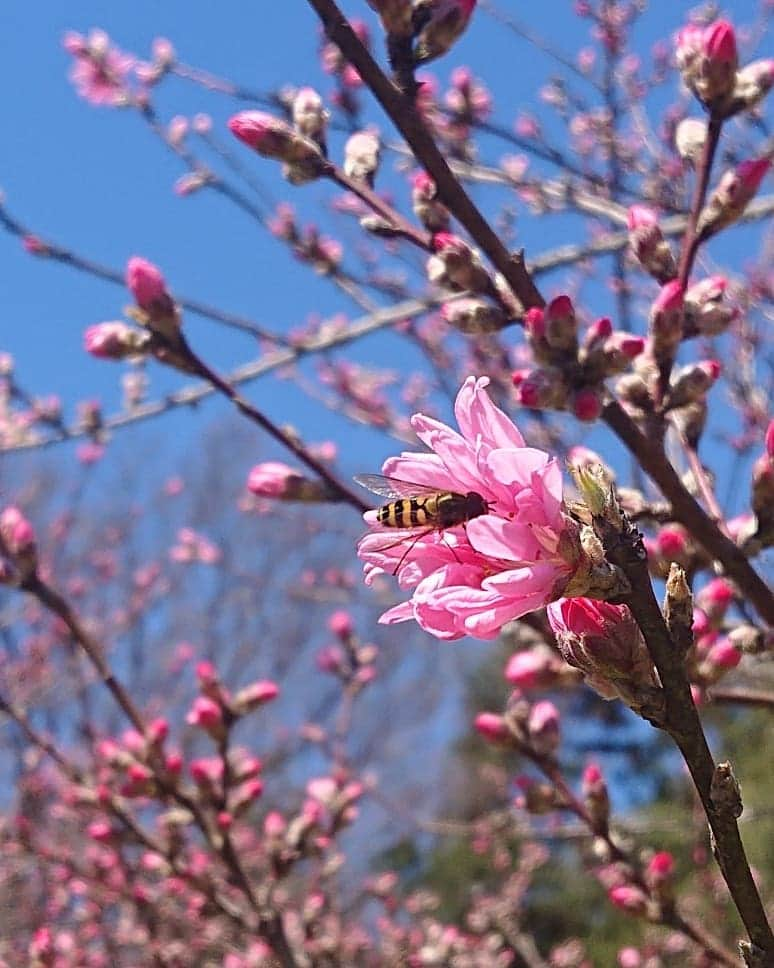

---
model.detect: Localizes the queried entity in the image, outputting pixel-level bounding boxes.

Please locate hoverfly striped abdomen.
[358,476,490,533]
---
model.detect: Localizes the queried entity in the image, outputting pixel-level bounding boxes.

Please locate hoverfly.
[354,474,492,574]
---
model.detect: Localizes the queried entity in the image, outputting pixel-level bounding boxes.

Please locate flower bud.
[426,233,491,293]
[186,696,225,738]
[695,577,734,623]
[229,111,323,168]
[126,257,172,314]
[547,599,658,709]
[413,0,477,65]
[676,19,737,109]
[328,610,354,638]
[649,280,684,356]
[627,206,677,283]
[411,171,449,232]
[683,275,736,337]
[232,680,280,715]
[581,762,609,831]
[343,130,381,184]
[84,322,151,360]
[514,367,566,410]
[527,700,561,756]
[247,462,333,502]
[0,506,37,578]
[729,58,774,114]
[474,712,511,744]
[544,295,578,353]
[698,158,770,240]
[441,297,507,333]
[675,118,706,163]
[571,387,603,423]
[504,647,564,690]
[608,884,649,917]
[230,778,265,816]
[665,360,721,410]
[291,87,328,147]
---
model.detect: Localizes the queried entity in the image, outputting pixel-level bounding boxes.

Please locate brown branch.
[597,511,774,960]
[603,400,774,627]
[709,687,774,709]
[304,0,545,312]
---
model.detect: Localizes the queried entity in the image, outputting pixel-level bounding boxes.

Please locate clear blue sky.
[0,0,766,480]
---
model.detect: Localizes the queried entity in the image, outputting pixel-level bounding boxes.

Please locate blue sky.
[0,1,768,482]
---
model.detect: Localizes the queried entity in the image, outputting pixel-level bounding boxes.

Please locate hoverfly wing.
[353,473,444,500]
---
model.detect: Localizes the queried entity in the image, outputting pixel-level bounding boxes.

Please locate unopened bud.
[84,322,151,360]
[514,775,559,814]
[665,360,721,410]
[527,700,561,756]
[413,0,477,65]
[514,367,566,410]
[427,232,491,293]
[291,87,328,147]
[343,130,381,184]
[411,170,449,232]
[674,118,706,163]
[247,462,333,502]
[698,158,770,240]
[232,680,280,715]
[229,111,323,168]
[581,762,610,831]
[627,206,677,283]
[544,294,577,353]
[441,297,507,333]
[683,275,736,337]
[728,58,774,115]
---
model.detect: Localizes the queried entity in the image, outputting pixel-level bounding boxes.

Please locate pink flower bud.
[527,700,561,755]
[504,649,561,689]
[87,820,114,843]
[572,387,603,423]
[650,281,685,354]
[190,757,223,785]
[229,111,323,168]
[126,257,169,312]
[626,205,657,230]
[247,462,306,499]
[695,578,734,623]
[627,206,676,282]
[232,680,280,714]
[608,884,648,916]
[581,760,610,830]
[328,610,354,638]
[474,712,511,743]
[441,298,507,334]
[704,20,737,69]
[427,233,490,292]
[147,717,169,745]
[699,158,771,239]
[645,851,675,886]
[706,637,741,671]
[84,322,149,360]
[655,524,689,562]
[414,0,477,64]
[186,696,224,734]
[514,775,558,814]
[547,599,657,706]
[264,811,287,838]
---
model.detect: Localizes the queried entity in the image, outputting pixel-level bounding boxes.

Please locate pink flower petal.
[455,375,526,449]
[465,515,541,562]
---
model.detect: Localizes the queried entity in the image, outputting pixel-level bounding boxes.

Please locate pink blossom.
[186,696,224,731]
[474,712,510,743]
[608,884,648,916]
[328,610,354,638]
[357,377,580,640]
[233,680,280,713]
[64,29,136,106]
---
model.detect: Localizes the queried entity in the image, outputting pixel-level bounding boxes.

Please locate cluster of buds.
[626,206,677,284]
[0,505,37,583]
[269,204,343,275]
[513,297,644,423]
[316,611,378,691]
[474,692,563,763]
[411,171,449,232]
[676,18,774,117]
[169,527,222,565]
[319,18,368,117]
[229,109,325,185]
[546,598,661,719]
[246,462,336,503]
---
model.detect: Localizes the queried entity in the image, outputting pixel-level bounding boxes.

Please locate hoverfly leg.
[390,528,433,576]
[440,530,462,565]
